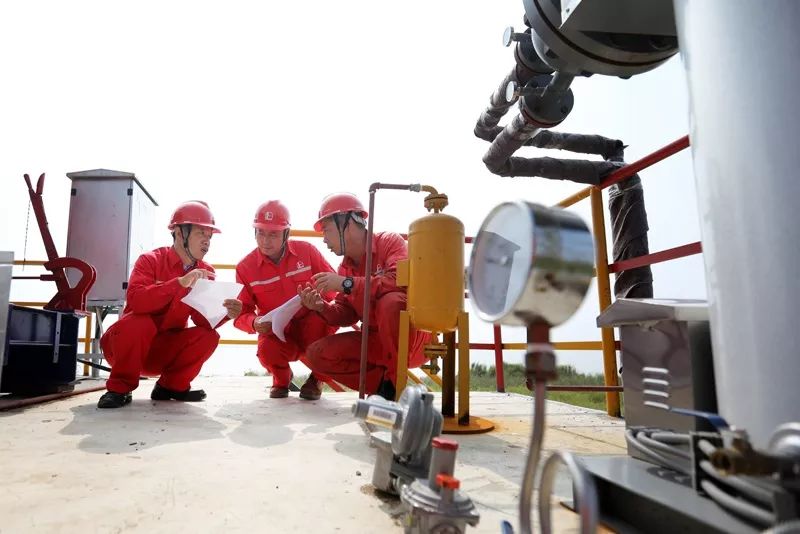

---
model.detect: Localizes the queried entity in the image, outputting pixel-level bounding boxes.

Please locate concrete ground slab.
[0,377,625,533]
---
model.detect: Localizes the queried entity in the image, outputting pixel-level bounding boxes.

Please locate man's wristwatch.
[342,276,354,295]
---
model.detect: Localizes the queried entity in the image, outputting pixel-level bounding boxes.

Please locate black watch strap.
[342,276,354,294]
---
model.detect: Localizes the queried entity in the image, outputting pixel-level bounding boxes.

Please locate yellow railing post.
[590,187,621,417]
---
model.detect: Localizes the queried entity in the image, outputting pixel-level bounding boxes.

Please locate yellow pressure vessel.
[407,212,465,333]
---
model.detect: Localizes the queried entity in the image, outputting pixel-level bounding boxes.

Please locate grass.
[423,362,618,412]
[246,363,620,412]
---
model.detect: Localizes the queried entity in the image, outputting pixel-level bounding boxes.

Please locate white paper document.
[255,295,303,342]
[181,278,243,327]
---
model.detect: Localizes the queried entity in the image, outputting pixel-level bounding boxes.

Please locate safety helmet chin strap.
[280,228,291,259]
[178,224,198,268]
[332,212,366,257]
[333,213,351,257]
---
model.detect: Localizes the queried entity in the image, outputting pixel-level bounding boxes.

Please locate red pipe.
[609,241,702,273]
[600,135,690,189]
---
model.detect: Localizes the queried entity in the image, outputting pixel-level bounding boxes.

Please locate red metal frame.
[600,135,690,189]
[488,135,694,395]
[609,241,702,273]
[23,173,96,312]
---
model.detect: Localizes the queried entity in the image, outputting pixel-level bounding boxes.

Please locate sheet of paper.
[181,278,243,327]
[255,295,303,342]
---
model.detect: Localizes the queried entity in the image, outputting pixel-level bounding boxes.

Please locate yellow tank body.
[407,212,465,333]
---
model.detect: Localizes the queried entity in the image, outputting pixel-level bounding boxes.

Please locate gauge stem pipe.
[358,182,440,399]
[538,451,598,534]
[519,323,556,534]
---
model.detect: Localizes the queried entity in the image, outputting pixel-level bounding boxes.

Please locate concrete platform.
[0,377,625,533]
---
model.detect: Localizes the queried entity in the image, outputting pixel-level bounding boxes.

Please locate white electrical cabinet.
[65,169,158,307]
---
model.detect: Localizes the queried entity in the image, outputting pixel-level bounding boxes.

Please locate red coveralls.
[306,232,429,393]
[100,247,221,394]
[234,240,338,387]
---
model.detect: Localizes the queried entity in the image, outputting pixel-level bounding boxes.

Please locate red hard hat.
[314,193,368,231]
[168,200,221,233]
[253,200,291,231]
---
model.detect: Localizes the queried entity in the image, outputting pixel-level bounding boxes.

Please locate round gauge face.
[468,201,533,322]
[502,26,514,47]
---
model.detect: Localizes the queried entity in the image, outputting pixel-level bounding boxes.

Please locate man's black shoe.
[97,391,132,409]
[151,382,207,402]
[376,380,396,401]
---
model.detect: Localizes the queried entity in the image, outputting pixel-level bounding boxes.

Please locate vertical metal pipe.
[675,0,800,447]
[90,307,103,379]
[541,71,575,98]
[394,310,410,401]
[358,190,377,399]
[457,311,470,425]
[83,314,92,377]
[442,331,456,417]
[590,188,621,417]
[493,325,505,392]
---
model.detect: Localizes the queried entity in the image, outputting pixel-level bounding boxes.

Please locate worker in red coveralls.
[97,201,242,409]
[233,200,338,400]
[298,193,429,400]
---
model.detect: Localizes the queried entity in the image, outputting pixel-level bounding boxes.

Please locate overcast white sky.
[0,1,706,377]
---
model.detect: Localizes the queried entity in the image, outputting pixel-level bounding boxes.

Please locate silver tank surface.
[674,0,800,448]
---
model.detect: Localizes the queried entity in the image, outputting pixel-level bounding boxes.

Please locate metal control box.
[65,169,158,307]
[597,299,717,461]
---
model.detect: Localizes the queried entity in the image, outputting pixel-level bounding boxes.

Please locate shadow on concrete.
[59,400,228,454]
[214,397,348,449]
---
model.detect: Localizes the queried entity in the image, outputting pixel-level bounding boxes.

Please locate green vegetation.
[248,363,619,412]
[425,362,616,412]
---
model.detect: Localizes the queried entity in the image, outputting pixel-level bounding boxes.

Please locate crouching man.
[234,200,337,400]
[97,201,242,408]
[299,193,429,400]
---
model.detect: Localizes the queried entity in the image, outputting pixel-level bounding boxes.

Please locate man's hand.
[178,269,215,288]
[253,319,271,334]
[311,272,346,294]
[298,283,325,312]
[223,298,243,319]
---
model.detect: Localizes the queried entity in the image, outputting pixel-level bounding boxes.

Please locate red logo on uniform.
[297,261,305,268]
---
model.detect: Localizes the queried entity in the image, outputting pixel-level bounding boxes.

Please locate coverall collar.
[169,245,196,271]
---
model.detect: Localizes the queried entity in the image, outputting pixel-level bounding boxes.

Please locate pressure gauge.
[467,201,594,326]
